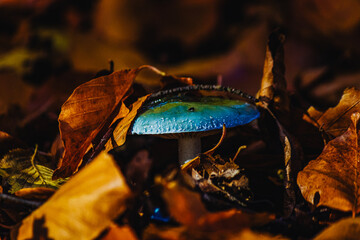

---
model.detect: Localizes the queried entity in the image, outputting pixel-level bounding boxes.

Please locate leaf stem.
[30,145,46,185]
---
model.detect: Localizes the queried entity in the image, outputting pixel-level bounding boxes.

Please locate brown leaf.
[144,224,186,240]
[304,88,360,139]
[14,187,55,201]
[160,75,193,90]
[257,30,289,111]
[0,131,24,157]
[297,113,360,216]
[181,125,226,172]
[54,66,154,179]
[294,0,360,35]
[101,223,138,240]
[314,217,360,240]
[105,95,150,151]
[161,179,273,232]
[229,229,289,240]
[13,152,131,240]
[144,224,287,240]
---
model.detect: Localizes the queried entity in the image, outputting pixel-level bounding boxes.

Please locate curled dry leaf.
[181,125,226,172]
[15,187,55,201]
[13,152,131,240]
[105,95,150,151]
[314,217,360,240]
[0,131,24,158]
[54,66,157,179]
[304,88,360,139]
[297,113,360,216]
[161,179,273,232]
[256,30,289,111]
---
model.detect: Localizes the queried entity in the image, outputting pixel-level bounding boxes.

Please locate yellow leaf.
[105,95,150,151]
[13,152,131,240]
[314,217,360,240]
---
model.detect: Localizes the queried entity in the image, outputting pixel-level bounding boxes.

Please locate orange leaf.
[144,225,287,240]
[14,187,55,201]
[298,113,360,216]
[54,66,154,179]
[314,217,360,240]
[304,88,360,139]
[101,223,138,240]
[161,180,273,232]
[13,152,131,240]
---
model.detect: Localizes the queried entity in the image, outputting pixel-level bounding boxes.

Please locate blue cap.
[130,95,259,137]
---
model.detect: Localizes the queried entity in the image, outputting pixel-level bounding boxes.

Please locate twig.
[0,194,42,209]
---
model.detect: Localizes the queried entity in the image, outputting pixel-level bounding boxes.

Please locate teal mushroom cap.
[130,85,260,165]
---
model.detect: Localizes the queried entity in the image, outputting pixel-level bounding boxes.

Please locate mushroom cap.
[130,94,259,138]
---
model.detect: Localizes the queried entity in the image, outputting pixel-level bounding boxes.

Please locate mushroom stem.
[178,137,201,165]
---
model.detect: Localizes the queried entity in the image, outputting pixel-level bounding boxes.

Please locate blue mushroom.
[130,86,260,165]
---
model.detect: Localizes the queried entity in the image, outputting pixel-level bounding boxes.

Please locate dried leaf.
[256,30,289,111]
[144,224,287,240]
[0,147,67,194]
[161,179,273,232]
[181,125,226,172]
[144,224,187,240]
[297,113,360,216]
[314,217,360,240]
[14,187,55,201]
[54,66,154,179]
[0,131,24,158]
[229,229,289,240]
[105,95,150,151]
[160,75,193,90]
[13,152,131,240]
[101,223,138,240]
[304,88,360,138]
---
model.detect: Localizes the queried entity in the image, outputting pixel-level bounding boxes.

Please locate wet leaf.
[54,66,156,179]
[13,152,131,240]
[297,113,360,216]
[314,217,360,240]
[161,179,273,232]
[0,147,67,194]
[305,88,360,139]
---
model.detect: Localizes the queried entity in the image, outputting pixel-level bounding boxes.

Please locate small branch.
[0,194,42,209]
[86,126,115,164]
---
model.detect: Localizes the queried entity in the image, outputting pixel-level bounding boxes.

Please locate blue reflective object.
[131,96,259,135]
[150,207,171,222]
